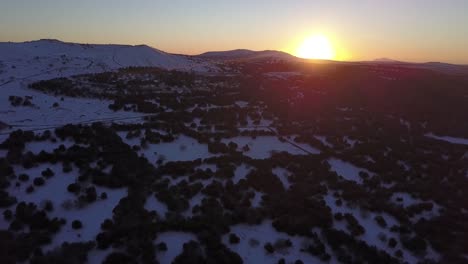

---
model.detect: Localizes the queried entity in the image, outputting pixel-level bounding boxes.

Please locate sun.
[296,35,335,60]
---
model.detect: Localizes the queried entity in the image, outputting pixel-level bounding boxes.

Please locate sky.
[1,0,468,63]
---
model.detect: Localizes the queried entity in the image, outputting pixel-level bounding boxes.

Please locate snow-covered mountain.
[0,39,215,133]
[0,39,215,85]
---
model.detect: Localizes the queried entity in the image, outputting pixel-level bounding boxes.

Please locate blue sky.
[1,0,467,63]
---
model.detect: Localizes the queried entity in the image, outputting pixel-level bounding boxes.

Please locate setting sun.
[296,35,335,60]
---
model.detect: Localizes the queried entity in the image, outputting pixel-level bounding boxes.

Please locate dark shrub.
[229,233,240,244]
[101,219,113,230]
[72,220,83,229]
[26,185,34,193]
[18,173,30,182]
[374,215,387,228]
[63,163,72,173]
[264,242,274,253]
[3,209,13,220]
[173,240,205,264]
[401,235,427,255]
[103,252,137,264]
[85,187,97,203]
[43,200,54,212]
[33,177,45,186]
[388,237,398,248]
[41,168,54,178]
[0,190,17,207]
[67,183,80,193]
[157,242,167,251]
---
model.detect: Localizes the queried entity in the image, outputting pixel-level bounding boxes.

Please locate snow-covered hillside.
[0,39,218,133]
[0,39,215,84]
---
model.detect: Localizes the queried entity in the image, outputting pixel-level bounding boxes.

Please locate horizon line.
[2,38,467,66]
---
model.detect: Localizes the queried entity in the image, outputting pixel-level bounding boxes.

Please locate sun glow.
[296,35,335,60]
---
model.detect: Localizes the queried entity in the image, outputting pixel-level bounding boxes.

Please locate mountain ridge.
[0,39,216,80]
[198,49,298,62]
[1,39,468,75]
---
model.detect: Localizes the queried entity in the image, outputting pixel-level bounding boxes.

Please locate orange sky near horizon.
[1,0,468,64]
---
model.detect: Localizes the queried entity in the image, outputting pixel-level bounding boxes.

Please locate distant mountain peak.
[37,39,64,43]
[199,49,257,57]
[198,49,297,61]
[373,57,400,63]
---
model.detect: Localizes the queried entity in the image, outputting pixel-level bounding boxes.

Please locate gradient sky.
[1,0,468,63]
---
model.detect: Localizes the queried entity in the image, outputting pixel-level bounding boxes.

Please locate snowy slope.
[0,39,215,84]
[0,39,217,132]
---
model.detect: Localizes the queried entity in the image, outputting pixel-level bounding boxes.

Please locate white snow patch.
[425,133,468,145]
[25,139,77,154]
[397,160,411,171]
[118,132,214,162]
[145,194,168,218]
[400,118,411,130]
[45,187,127,250]
[235,101,249,108]
[324,193,418,263]
[314,135,333,148]
[390,192,441,221]
[272,167,291,190]
[390,192,421,207]
[233,164,251,184]
[327,158,372,184]
[162,175,189,187]
[183,192,205,218]
[223,220,324,264]
[343,136,357,147]
[222,136,319,159]
[251,191,263,208]
[5,162,127,250]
